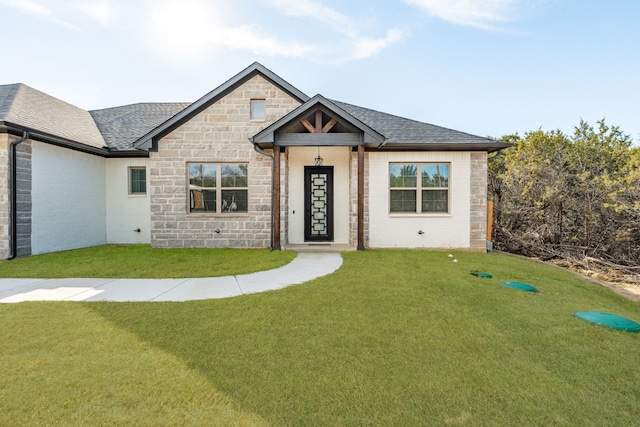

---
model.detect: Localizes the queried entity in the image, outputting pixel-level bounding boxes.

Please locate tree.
[489,119,640,266]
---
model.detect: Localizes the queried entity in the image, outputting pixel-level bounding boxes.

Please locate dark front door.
[304,166,334,242]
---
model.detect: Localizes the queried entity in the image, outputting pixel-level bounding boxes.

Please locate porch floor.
[284,243,356,252]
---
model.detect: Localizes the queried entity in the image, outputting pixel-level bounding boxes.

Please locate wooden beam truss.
[300,110,338,134]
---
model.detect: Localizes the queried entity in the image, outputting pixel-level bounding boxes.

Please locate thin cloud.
[345,28,406,61]
[268,0,406,61]
[269,0,357,35]
[404,0,519,29]
[203,25,317,58]
[0,0,76,28]
[148,1,315,61]
[72,1,113,27]
[2,0,405,65]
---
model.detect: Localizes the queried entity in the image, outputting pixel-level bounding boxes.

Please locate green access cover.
[574,311,640,333]
[498,281,537,292]
[471,271,492,278]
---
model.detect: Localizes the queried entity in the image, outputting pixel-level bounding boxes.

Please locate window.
[389,163,449,213]
[250,99,265,120]
[189,163,248,213]
[129,167,146,194]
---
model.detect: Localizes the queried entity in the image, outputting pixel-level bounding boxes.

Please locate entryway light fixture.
[315,147,323,166]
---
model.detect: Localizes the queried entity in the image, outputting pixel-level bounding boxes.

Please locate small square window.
[250,100,265,120]
[129,167,146,194]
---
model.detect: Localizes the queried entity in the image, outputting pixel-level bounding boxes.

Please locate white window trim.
[250,99,266,121]
[128,166,147,196]
[389,162,451,215]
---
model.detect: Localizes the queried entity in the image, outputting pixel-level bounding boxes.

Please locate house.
[0,62,509,259]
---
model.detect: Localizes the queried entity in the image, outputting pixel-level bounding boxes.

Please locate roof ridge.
[89,101,191,113]
[0,82,26,95]
[0,83,22,118]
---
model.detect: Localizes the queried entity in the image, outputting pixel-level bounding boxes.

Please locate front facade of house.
[0,63,509,259]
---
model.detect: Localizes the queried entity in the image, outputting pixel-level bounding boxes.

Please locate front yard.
[1,249,638,425]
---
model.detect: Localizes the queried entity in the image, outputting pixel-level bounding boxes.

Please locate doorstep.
[283,243,356,252]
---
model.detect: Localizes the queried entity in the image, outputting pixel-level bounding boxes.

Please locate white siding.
[368,152,471,248]
[287,146,350,244]
[31,142,106,254]
[106,159,151,244]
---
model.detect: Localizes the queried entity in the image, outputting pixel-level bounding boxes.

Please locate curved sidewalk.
[0,253,343,303]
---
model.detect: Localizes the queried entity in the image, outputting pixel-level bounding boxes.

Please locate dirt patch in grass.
[548,259,640,301]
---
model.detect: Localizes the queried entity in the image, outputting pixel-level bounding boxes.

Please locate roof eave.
[377,141,512,152]
[1,121,111,157]
[105,148,150,158]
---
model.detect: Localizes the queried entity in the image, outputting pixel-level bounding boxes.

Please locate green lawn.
[1,249,639,426]
[0,245,296,278]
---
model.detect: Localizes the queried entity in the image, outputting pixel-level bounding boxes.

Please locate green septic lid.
[574,311,640,333]
[471,271,492,278]
[498,281,537,292]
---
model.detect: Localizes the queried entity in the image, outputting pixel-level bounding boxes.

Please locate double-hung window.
[189,163,248,213]
[129,167,146,194]
[389,163,450,213]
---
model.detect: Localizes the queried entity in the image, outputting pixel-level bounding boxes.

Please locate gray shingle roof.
[1,63,508,154]
[0,84,20,119]
[90,103,189,150]
[0,83,106,149]
[332,100,505,149]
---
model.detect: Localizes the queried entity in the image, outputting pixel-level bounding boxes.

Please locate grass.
[1,249,639,426]
[0,244,296,278]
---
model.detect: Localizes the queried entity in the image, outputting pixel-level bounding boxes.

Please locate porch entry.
[304,166,334,242]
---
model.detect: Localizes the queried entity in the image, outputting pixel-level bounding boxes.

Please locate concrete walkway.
[0,253,343,303]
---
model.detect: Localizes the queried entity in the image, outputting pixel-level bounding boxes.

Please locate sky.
[1,0,639,143]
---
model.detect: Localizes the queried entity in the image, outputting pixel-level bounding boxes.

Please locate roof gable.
[134,62,309,150]
[250,95,385,148]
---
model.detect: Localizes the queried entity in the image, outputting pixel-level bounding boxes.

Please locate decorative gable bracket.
[249,95,385,149]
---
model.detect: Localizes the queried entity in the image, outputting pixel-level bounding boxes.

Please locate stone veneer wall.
[15,141,32,256]
[0,134,32,259]
[0,134,10,258]
[149,75,301,249]
[469,151,488,251]
[349,149,369,248]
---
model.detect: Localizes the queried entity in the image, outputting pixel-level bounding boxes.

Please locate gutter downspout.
[253,143,276,251]
[8,131,29,260]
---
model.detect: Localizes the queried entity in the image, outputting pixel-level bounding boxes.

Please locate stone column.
[357,144,365,250]
[273,144,281,250]
[0,134,9,259]
[470,152,488,251]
